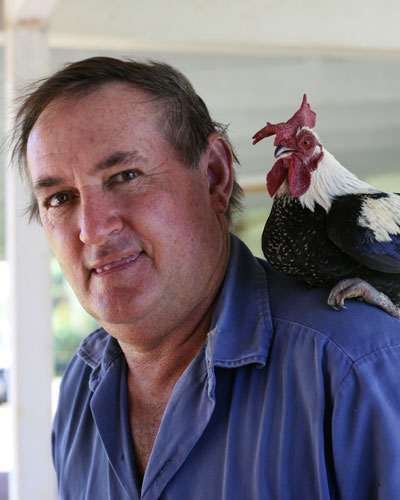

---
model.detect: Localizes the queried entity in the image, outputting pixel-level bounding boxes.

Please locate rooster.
[252,95,400,317]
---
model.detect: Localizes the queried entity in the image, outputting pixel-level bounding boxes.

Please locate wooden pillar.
[4,2,59,499]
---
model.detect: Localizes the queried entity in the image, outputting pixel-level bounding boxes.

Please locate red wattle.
[266,159,288,197]
[288,155,311,198]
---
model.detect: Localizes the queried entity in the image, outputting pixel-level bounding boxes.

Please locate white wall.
[48,0,400,54]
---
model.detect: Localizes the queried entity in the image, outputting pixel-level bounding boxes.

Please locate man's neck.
[118,298,214,391]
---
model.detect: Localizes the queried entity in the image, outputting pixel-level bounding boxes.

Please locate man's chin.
[80,291,156,330]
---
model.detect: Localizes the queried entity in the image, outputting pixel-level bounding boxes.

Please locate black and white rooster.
[252,95,400,317]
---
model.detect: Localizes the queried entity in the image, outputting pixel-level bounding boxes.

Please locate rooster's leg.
[327,278,400,318]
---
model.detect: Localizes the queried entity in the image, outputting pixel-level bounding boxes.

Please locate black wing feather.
[327,193,400,274]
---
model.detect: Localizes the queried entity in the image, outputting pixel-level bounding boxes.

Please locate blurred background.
[2,0,400,498]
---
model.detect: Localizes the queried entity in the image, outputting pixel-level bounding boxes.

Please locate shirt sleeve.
[332,344,400,499]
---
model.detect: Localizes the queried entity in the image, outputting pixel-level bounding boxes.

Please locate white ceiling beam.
[4,0,59,25]
[44,33,400,61]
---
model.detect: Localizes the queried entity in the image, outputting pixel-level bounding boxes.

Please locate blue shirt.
[52,235,400,499]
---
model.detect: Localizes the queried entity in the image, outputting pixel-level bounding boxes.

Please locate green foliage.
[51,258,98,375]
[364,173,400,193]
[232,191,272,258]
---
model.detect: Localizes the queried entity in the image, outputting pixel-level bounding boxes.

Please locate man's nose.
[79,191,123,246]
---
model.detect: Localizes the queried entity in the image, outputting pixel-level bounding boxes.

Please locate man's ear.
[203,133,234,214]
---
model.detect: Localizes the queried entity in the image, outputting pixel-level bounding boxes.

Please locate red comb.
[252,95,316,146]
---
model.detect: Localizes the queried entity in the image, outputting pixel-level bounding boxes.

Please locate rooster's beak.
[274,145,294,159]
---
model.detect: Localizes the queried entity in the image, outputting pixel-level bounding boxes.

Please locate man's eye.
[47,192,71,207]
[112,170,139,183]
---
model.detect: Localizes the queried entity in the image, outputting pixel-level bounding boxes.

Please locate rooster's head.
[253,95,324,198]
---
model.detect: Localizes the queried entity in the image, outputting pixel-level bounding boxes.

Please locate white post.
[4,1,59,498]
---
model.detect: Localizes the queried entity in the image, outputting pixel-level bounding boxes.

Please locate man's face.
[27,83,230,339]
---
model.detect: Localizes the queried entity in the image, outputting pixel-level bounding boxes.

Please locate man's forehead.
[26,81,180,178]
[28,82,163,154]
[40,82,157,117]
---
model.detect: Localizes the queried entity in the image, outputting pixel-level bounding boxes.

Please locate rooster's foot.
[328,278,400,318]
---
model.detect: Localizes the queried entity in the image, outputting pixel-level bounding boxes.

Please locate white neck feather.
[277,149,378,212]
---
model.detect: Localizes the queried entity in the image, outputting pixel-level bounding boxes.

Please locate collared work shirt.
[52,236,400,499]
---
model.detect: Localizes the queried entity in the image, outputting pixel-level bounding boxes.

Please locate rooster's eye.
[302,137,313,148]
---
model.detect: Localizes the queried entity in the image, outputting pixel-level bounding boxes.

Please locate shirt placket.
[141,348,216,500]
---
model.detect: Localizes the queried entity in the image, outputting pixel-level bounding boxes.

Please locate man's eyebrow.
[33,151,144,193]
[95,150,144,171]
[33,176,65,193]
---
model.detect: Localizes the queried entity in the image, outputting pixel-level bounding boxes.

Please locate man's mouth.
[93,253,142,274]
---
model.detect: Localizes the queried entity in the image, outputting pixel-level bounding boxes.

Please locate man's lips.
[92,253,143,274]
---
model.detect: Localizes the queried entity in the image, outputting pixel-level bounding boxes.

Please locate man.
[13,57,400,499]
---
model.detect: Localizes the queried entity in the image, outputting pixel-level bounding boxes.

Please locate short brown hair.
[11,56,243,223]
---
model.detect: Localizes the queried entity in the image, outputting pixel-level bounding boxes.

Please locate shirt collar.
[206,234,274,370]
[78,235,274,391]
[78,327,122,391]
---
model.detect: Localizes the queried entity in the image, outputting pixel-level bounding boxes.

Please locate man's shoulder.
[258,258,400,362]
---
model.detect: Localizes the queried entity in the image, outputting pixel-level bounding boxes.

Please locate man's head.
[12,56,243,224]
[20,58,240,341]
